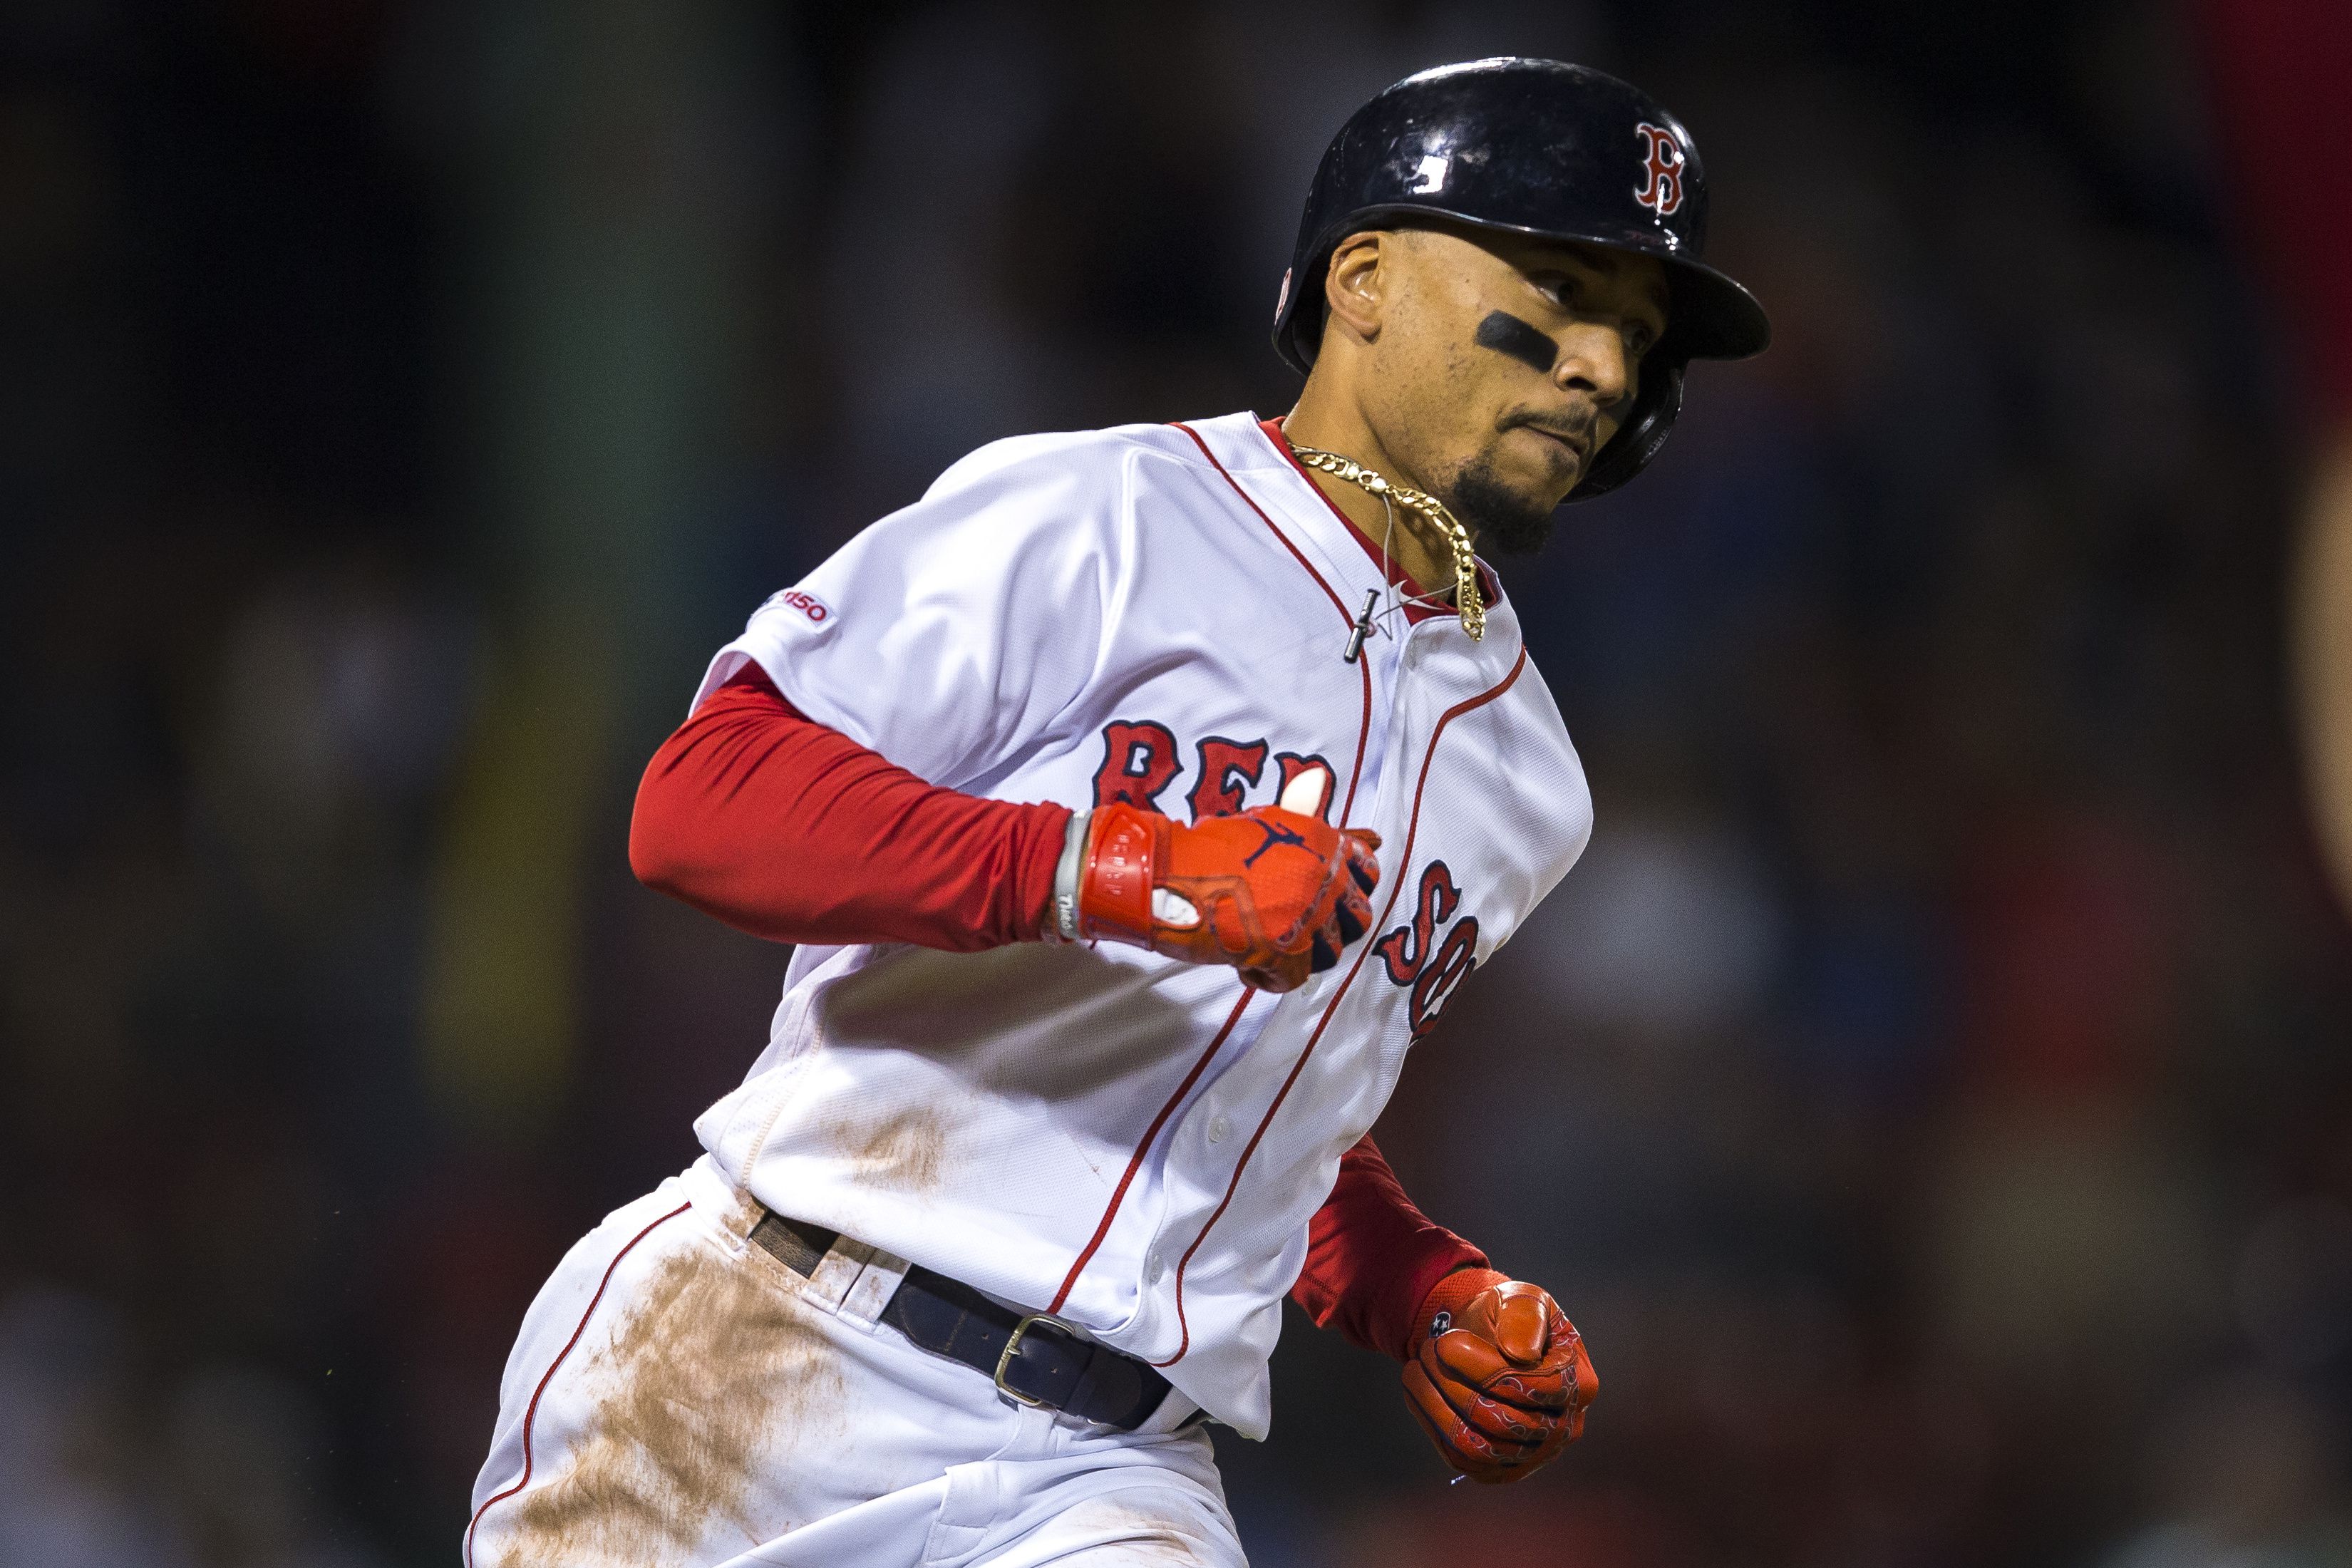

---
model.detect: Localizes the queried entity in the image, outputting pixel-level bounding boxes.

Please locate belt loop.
[841,1248,910,1324]
[724,1192,769,1249]
[803,1234,874,1312]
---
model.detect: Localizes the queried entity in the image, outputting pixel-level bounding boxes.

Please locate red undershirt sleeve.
[1291,1134,1489,1362]
[628,664,1071,951]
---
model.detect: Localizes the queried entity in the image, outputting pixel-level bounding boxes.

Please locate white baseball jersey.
[688,409,1593,1438]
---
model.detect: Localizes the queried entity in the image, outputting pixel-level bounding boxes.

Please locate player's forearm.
[1291,1134,1487,1360]
[629,667,1069,949]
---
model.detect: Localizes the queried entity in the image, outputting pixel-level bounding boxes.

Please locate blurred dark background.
[5,1,2352,1564]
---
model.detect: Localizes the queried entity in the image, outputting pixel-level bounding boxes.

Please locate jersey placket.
[1123,440,1433,1370]
[1056,434,1393,1343]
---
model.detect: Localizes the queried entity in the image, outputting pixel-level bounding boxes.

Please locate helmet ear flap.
[1567,361,1682,502]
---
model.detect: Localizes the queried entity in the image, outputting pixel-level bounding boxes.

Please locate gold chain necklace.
[1286,443,1485,641]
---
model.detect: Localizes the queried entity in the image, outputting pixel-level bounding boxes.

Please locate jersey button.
[1145,1250,1166,1282]
[1207,1115,1231,1144]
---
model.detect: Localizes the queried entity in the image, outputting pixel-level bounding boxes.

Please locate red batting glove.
[1073,771,1379,993]
[1402,1269,1597,1484]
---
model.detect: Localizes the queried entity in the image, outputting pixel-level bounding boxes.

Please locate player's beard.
[1445,450,1558,557]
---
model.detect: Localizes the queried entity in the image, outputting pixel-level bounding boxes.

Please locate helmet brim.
[1275,204,1771,373]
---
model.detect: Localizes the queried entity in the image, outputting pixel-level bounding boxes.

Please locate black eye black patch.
[1475,310,1557,374]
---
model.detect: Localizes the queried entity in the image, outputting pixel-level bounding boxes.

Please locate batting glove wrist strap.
[1049,810,1091,942]
[1078,804,1165,943]
[1408,1267,1512,1351]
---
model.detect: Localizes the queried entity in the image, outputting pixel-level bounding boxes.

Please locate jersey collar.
[1251,418,1505,625]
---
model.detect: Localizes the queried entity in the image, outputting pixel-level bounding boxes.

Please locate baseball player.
[466,58,1768,1568]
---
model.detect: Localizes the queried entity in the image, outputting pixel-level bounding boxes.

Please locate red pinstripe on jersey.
[1150,646,1528,1368]
[1045,987,1257,1314]
[1040,423,1381,1317]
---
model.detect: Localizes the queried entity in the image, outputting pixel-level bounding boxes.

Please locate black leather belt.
[751,1210,1178,1432]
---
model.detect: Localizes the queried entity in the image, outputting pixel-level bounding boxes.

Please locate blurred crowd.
[3,2,2350,1566]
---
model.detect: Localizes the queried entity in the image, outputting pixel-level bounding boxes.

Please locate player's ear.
[1322,230,1388,346]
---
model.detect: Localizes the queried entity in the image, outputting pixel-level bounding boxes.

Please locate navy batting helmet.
[1274,58,1770,500]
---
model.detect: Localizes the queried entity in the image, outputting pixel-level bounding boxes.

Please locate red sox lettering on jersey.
[1093,721,1481,1040]
[687,411,1593,1437]
[1095,719,1342,832]
[1374,861,1480,1039]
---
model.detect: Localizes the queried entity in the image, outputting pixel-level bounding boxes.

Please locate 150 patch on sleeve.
[765,589,832,624]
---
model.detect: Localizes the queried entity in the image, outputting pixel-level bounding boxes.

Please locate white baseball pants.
[465,1158,1244,1567]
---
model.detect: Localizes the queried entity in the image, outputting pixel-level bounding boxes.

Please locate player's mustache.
[1496,407,1600,457]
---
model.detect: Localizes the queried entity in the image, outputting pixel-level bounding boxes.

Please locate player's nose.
[1552,319,1636,417]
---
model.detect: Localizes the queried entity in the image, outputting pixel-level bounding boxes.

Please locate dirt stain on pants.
[1052,1495,1221,1565]
[490,1237,847,1567]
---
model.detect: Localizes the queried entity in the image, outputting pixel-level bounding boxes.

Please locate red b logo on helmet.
[1633,122,1686,217]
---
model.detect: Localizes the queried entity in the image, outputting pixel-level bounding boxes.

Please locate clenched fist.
[1067,768,1380,992]
[1403,1270,1596,1484]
